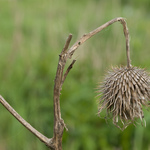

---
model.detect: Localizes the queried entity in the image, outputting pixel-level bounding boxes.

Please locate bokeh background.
[0,0,150,150]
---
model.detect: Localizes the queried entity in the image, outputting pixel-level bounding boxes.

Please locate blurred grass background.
[0,0,150,150]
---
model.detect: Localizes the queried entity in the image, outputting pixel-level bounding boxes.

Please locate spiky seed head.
[98,66,150,130]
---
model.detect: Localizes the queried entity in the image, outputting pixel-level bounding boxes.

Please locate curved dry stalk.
[67,17,131,68]
[62,59,76,85]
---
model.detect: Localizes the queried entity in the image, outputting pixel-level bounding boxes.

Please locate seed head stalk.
[119,19,131,68]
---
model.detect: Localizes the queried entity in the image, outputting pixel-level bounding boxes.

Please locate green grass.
[0,0,150,150]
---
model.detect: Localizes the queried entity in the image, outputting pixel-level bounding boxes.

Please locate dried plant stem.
[53,34,73,150]
[0,95,54,149]
[120,19,131,68]
[62,59,76,85]
[67,17,131,68]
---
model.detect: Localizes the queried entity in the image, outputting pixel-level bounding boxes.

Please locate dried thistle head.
[97,66,150,130]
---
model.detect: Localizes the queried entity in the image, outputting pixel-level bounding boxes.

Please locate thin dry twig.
[67,17,131,68]
[61,34,72,55]
[119,19,131,68]
[62,59,76,85]
[0,95,54,149]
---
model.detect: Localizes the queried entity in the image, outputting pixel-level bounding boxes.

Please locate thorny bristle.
[97,66,150,130]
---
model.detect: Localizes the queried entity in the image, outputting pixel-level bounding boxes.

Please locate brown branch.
[62,59,76,85]
[0,95,54,149]
[61,34,72,55]
[53,34,73,150]
[119,19,131,68]
[67,17,131,68]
